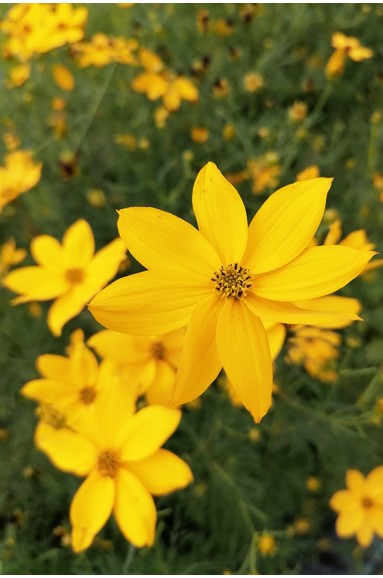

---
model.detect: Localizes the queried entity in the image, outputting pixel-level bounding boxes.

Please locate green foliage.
[1,3,383,574]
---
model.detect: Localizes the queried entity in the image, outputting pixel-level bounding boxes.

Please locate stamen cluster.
[97,449,121,477]
[212,263,252,299]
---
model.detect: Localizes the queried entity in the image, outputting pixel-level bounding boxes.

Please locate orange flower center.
[66,267,84,284]
[212,263,252,299]
[361,496,374,509]
[97,449,121,477]
[151,341,165,359]
[79,386,97,405]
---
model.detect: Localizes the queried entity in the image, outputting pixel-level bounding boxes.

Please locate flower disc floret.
[79,386,97,405]
[212,263,252,299]
[66,267,84,284]
[97,449,121,477]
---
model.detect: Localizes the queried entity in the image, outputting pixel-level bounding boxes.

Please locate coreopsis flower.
[0,239,26,276]
[5,63,31,88]
[73,33,138,67]
[246,154,281,195]
[132,48,198,111]
[330,467,383,547]
[258,533,277,556]
[296,165,320,181]
[243,71,264,93]
[0,150,42,212]
[37,384,193,552]
[89,162,373,422]
[324,219,383,273]
[326,32,373,78]
[88,327,186,405]
[3,220,126,336]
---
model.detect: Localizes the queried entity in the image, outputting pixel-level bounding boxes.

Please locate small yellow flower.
[4,220,126,336]
[306,477,321,492]
[326,33,373,78]
[52,65,75,92]
[243,72,264,93]
[191,126,209,143]
[296,165,320,181]
[247,155,281,195]
[37,386,193,552]
[0,150,42,212]
[223,123,236,141]
[86,189,106,208]
[258,533,276,556]
[6,63,31,88]
[330,467,383,547]
[288,101,308,122]
[73,34,137,67]
[89,163,372,422]
[0,239,26,276]
[294,518,310,535]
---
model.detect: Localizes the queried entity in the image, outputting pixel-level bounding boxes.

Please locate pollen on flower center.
[151,341,165,359]
[66,267,84,284]
[97,449,121,477]
[79,386,97,405]
[211,263,252,299]
[361,496,374,509]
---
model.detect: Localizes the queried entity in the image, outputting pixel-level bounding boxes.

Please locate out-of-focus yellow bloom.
[0,239,26,276]
[1,4,88,61]
[52,65,75,91]
[330,467,383,547]
[86,188,106,208]
[88,328,186,405]
[37,384,193,552]
[296,165,320,181]
[326,33,373,78]
[294,518,310,535]
[0,150,42,212]
[324,219,383,273]
[73,33,138,67]
[6,63,31,88]
[132,48,198,112]
[154,106,169,129]
[247,154,281,194]
[306,477,321,492]
[373,173,383,202]
[223,123,235,141]
[243,72,264,93]
[191,126,209,143]
[258,533,276,556]
[3,131,20,151]
[288,101,308,122]
[213,18,234,37]
[3,220,126,336]
[213,77,229,98]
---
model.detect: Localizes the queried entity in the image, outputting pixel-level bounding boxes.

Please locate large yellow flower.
[330,467,383,547]
[0,150,42,212]
[37,384,193,552]
[89,163,374,422]
[4,220,126,336]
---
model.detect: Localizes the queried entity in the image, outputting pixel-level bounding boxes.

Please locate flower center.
[79,386,97,405]
[212,263,252,299]
[97,449,121,477]
[37,403,66,429]
[361,496,374,509]
[66,267,84,284]
[151,341,165,359]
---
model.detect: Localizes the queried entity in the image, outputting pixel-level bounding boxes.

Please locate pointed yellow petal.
[4,266,68,303]
[294,296,362,329]
[85,238,126,285]
[365,467,383,500]
[243,178,332,274]
[216,300,273,422]
[356,521,374,548]
[346,469,365,492]
[118,207,220,277]
[171,294,223,406]
[120,406,181,462]
[88,330,151,364]
[336,508,364,537]
[36,354,71,379]
[114,468,156,547]
[70,471,115,553]
[369,507,383,537]
[146,360,176,405]
[127,449,193,496]
[253,246,375,301]
[330,490,359,512]
[70,341,99,387]
[35,422,96,476]
[89,271,211,335]
[30,235,65,273]
[47,283,98,336]
[63,220,95,269]
[21,378,79,404]
[245,293,360,327]
[265,322,286,361]
[192,162,248,265]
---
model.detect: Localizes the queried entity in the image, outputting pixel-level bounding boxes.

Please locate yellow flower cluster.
[73,33,138,67]
[0,150,42,213]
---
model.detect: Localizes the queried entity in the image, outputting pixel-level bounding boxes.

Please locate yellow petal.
[117,207,220,277]
[245,293,360,327]
[88,330,151,364]
[127,449,193,495]
[30,235,66,273]
[329,490,359,512]
[243,178,332,274]
[356,522,374,548]
[216,300,273,422]
[146,360,176,405]
[323,219,342,245]
[62,220,95,269]
[365,466,383,500]
[35,422,96,476]
[120,406,181,462]
[369,507,383,537]
[36,354,71,379]
[4,266,68,303]
[161,327,187,367]
[70,471,115,553]
[70,341,99,387]
[21,378,78,404]
[114,468,156,547]
[47,283,98,336]
[171,294,223,406]
[252,246,375,301]
[52,64,75,91]
[192,162,248,265]
[346,469,365,492]
[336,508,364,537]
[294,296,361,328]
[89,271,211,335]
[265,322,286,361]
[85,238,126,286]
[172,77,198,101]
[132,72,168,99]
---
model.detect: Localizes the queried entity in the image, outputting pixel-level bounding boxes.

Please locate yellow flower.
[258,533,276,556]
[330,467,383,547]
[326,33,373,78]
[243,72,264,93]
[246,155,281,195]
[4,220,126,336]
[73,33,137,68]
[37,385,193,552]
[6,63,31,88]
[288,101,308,122]
[52,65,75,92]
[89,163,373,422]
[0,150,42,212]
[306,477,321,492]
[191,126,209,143]
[296,165,320,181]
[0,239,26,276]
[88,328,186,405]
